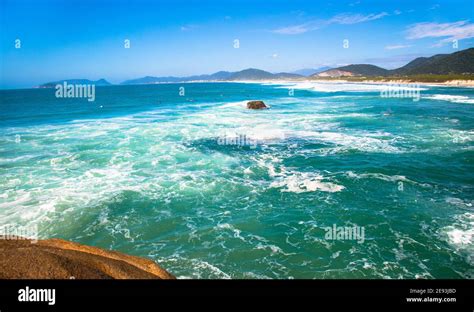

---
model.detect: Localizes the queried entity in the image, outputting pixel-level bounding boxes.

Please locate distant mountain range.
[121,68,305,85]
[121,71,235,84]
[39,48,474,87]
[290,67,332,76]
[39,79,111,88]
[314,47,474,77]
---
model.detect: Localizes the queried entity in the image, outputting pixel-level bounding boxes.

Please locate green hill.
[335,64,389,76]
[392,48,474,75]
[314,48,474,78]
[226,68,277,80]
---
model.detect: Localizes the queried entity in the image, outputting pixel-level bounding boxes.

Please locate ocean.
[0,81,473,279]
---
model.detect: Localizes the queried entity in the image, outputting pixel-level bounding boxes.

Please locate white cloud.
[393,10,402,15]
[385,44,412,50]
[406,20,474,46]
[273,23,317,35]
[273,12,388,35]
[328,12,388,25]
[180,25,198,32]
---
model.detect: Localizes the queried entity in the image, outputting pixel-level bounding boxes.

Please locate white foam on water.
[270,81,428,93]
[255,243,292,256]
[443,213,474,264]
[212,111,387,149]
[293,130,402,154]
[158,255,231,279]
[445,197,473,208]
[270,171,345,193]
[219,126,286,144]
[1,113,250,228]
[444,129,474,143]
[0,155,36,164]
[255,155,345,193]
[345,171,408,183]
[214,110,401,153]
[447,228,474,246]
[216,223,246,242]
[219,100,249,109]
[424,94,474,104]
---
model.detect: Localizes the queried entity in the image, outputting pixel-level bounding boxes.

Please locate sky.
[1,0,474,88]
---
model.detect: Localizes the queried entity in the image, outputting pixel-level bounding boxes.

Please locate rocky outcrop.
[0,237,174,279]
[247,100,268,109]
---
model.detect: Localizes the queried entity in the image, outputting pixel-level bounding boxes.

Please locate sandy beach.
[229,79,474,88]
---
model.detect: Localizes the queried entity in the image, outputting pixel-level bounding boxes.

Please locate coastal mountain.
[121,71,234,84]
[290,67,332,76]
[274,72,306,79]
[39,79,111,88]
[335,64,389,76]
[314,47,474,77]
[392,48,474,75]
[315,64,389,77]
[121,76,183,84]
[226,68,276,80]
[189,71,234,81]
[317,69,355,77]
[226,68,304,80]
[121,68,303,84]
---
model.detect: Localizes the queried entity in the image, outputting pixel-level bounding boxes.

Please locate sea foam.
[424,94,474,104]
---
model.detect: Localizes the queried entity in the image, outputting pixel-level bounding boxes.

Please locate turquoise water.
[0,82,473,279]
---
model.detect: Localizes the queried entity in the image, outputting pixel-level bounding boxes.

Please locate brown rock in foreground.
[0,237,175,279]
[247,100,268,109]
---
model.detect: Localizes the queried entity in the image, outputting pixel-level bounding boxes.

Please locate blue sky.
[1,0,473,88]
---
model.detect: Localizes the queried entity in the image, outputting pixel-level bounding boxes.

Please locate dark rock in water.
[247,100,268,109]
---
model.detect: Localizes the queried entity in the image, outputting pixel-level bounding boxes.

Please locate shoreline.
[226,79,474,88]
[313,79,474,88]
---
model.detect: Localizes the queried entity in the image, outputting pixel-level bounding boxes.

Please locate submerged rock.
[0,237,175,279]
[247,100,268,109]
